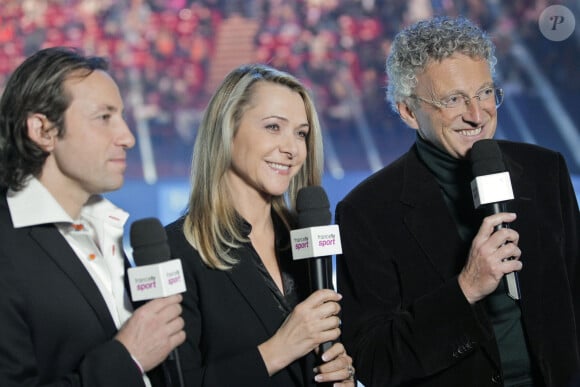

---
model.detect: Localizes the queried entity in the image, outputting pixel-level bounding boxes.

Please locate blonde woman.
[167,64,355,386]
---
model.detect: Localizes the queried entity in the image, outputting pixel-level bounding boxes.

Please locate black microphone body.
[296,186,335,293]
[295,186,335,354]
[309,257,334,291]
[130,218,185,387]
[470,139,521,300]
[484,202,509,232]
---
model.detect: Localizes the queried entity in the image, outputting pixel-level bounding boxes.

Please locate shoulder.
[165,216,198,261]
[339,147,421,210]
[0,192,28,255]
[165,216,186,239]
[0,189,11,225]
[498,140,566,175]
[498,140,563,166]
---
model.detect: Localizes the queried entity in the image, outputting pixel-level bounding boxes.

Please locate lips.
[109,155,127,169]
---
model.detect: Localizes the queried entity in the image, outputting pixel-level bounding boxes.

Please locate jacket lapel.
[225,246,308,385]
[226,254,285,332]
[401,146,539,371]
[400,149,505,368]
[501,151,544,325]
[29,225,118,337]
[401,150,467,279]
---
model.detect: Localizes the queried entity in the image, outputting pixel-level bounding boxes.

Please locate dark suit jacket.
[166,216,318,386]
[336,141,580,386]
[0,191,151,387]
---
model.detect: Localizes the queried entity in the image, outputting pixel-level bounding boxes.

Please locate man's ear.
[397,101,420,130]
[27,113,57,151]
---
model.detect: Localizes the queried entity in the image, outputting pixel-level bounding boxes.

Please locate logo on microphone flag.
[128,259,186,301]
[290,225,342,260]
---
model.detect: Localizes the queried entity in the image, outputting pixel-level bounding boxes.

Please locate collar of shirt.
[6,176,129,230]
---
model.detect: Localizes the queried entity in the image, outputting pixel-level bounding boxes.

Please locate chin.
[265,185,290,198]
[102,180,124,193]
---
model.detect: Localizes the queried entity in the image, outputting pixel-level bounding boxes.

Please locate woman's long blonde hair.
[183,64,324,270]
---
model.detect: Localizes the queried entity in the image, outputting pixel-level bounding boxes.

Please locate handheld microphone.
[291,186,342,353]
[470,139,521,300]
[129,219,186,301]
[129,218,185,387]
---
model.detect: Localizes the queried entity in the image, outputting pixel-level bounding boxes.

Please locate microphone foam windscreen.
[130,217,171,266]
[471,139,507,177]
[296,186,331,228]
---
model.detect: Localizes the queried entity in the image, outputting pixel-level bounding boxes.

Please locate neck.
[36,174,89,221]
[415,134,471,184]
[229,194,272,233]
[226,172,275,232]
[236,199,272,232]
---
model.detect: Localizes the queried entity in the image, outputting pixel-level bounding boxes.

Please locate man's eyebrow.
[93,104,121,113]
[440,81,495,96]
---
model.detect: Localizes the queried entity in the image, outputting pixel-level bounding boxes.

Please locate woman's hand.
[314,342,355,386]
[258,289,342,375]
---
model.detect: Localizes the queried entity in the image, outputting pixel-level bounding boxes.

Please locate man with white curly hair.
[336,16,580,386]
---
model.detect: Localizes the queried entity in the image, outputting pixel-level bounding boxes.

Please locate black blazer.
[336,141,580,386]
[0,192,151,387]
[166,216,318,386]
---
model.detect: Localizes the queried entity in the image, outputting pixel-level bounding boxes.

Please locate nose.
[118,119,136,149]
[462,98,484,126]
[280,131,299,159]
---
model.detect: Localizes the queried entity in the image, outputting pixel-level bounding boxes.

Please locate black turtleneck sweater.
[415,135,535,386]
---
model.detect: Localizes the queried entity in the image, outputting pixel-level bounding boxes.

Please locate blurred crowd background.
[0,0,578,222]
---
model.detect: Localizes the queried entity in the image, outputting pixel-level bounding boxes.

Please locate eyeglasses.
[411,87,504,111]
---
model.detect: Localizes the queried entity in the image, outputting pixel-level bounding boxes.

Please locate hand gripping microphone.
[129,218,185,387]
[470,139,521,300]
[291,186,343,353]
